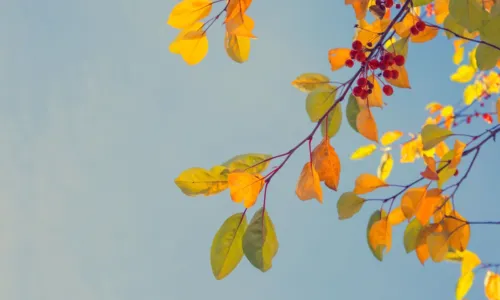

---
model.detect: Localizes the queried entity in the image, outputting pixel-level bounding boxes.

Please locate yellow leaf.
[450,139,467,169]
[328,48,351,71]
[443,211,470,251]
[388,206,406,225]
[385,64,411,88]
[450,65,476,83]
[380,130,403,146]
[225,13,256,38]
[368,219,392,253]
[410,26,439,43]
[362,74,384,108]
[167,0,212,29]
[169,22,209,65]
[305,86,337,122]
[441,105,455,130]
[463,81,484,105]
[353,173,388,194]
[377,152,393,181]
[224,33,251,63]
[434,0,450,24]
[427,231,449,262]
[312,138,341,191]
[292,73,332,93]
[174,166,229,196]
[436,141,450,159]
[355,19,391,46]
[345,0,370,20]
[337,192,365,220]
[228,172,264,208]
[484,270,500,300]
[421,124,453,151]
[401,186,427,219]
[351,144,377,160]
[394,13,419,38]
[437,149,458,189]
[296,162,323,203]
[461,250,481,275]
[456,272,474,300]
[453,43,465,65]
[226,0,252,22]
[400,137,420,163]
[356,108,379,143]
[416,223,441,265]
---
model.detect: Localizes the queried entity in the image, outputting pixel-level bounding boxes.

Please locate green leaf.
[475,43,500,71]
[412,0,433,7]
[305,86,337,122]
[242,207,279,272]
[291,73,332,93]
[174,166,229,196]
[211,213,248,280]
[479,14,500,48]
[366,209,387,261]
[222,153,272,174]
[385,37,409,57]
[421,124,453,151]
[337,192,365,220]
[443,15,466,39]
[346,94,360,133]
[448,0,489,32]
[321,101,342,138]
[403,218,423,253]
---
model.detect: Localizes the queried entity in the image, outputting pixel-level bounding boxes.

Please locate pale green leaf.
[346,94,361,133]
[403,218,423,253]
[475,43,500,71]
[174,166,229,196]
[222,153,272,174]
[421,124,453,151]
[385,37,409,57]
[292,73,332,93]
[321,100,343,138]
[337,192,365,220]
[443,15,466,39]
[448,0,489,32]
[305,86,337,122]
[413,0,433,7]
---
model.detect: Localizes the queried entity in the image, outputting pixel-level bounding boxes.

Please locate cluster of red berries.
[345,40,366,68]
[374,0,398,9]
[410,21,426,35]
[352,77,376,99]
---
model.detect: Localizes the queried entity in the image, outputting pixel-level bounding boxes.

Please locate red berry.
[383,70,392,79]
[475,111,480,117]
[357,77,368,87]
[356,52,366,62]
[466,116,472,124]
[367,42,373,47]
[379,61,388,70]
[383,85,393,96]
[345,59,354,68]
[480,102,485,107]
[349,50,357,59]
[353,86,363,96]
[352,40,363,51]
[394,55,405,66]
[395,3,401,8]
[410,26,419,35]
[367,81,374,89]
[416,21,426,31]
[385,0,394,8]
[367,88,373,94]
[454,169,459,176]
[369,59,380,70]
[391,70,399,79]
[361,90,369,99]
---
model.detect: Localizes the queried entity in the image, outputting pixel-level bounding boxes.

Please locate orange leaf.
[228,172,264,208]
[365,74,384,108]
[427,231,449,262]
[328,48,351,71]
[353,173,388,194]
[226,0,252,22]
[434,0,449,24]
[368,219,392,253]
[420,155,439,180]
[443,211,470,251]
[416,188,442,225]
[435,141,450,159]
[225,14,256,38]
[312,138,341,191]
[433,195,453,223]
[388,206,406,225]
[356,108,379,143]
[345,0,370,20]
[394,13,419,38]
[410,26,439,43]
[426,102,443,114]
[416,223,441,265]
[296,162,323,203]
[401,186,427,219]
[484,270,500,300]
[450,140,467,169]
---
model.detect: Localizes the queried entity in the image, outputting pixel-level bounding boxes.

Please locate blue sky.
[1,0,499,299]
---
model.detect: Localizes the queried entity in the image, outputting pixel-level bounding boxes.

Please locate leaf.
[167,0,212,29]
[292,73,332,93]
[321,101,343,139]
[367,210,387,261]
[328,48,351,71]
[416,188,442,225]
[394,13,419,38]
[450,65,476,83]
[359,74,384,108]
[497,97,500,123]
[385,37,409,58]
[434,0,450,24]
[421,124,453,151]
[355,19,391,46]
[226,0,252,22]
[380,130,403,146]
[484,270,500,300]
[404,218,423,253]
[377,152,394,181]
[211,213,247,280]
[305,86,337,122]
[350,144,377,160]
[448,0,489,32]
[427,231,449,262]
[453,42,465,65]
[401,186,427,219]
[456,271,474,300]
[450,139,467,169]
[368,219,392,254]
[346,94,361,132]
[416,224,439,265]
[443,211,470,251]
[225,33,251,63]
[410,26,439,43]
[296,162,323,203]
[386,64,411,88]
[222,153,272,174]
[225,13,256,38]
[387,206,406,225]
[174,166,229,196]
[413,0,433,7]
[357,108,379,143]
[169,22,209,65]
[463,81,484,105]
[337,192,365,220]
[242,208,279,272]
[346,0,370,20]
[461,250,481,275]
[476,43,500,71]
[312,138,341,191]
[437,149,458,188]
[228,172,265,208]
[420,155,439,180]
[444,14,466,39]
[353,173,388,194]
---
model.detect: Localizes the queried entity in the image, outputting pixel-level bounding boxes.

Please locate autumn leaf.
[355,19,391,46]
[456,271,474,300]
[169,22,209,65]
[328,48,351,71]
[453,42,465,65]
[228,172,265,208]
[367,210,387,261]
[167,0,212,29]
[211,213,247,279]
[223,153,272,175]
[450,139,467,169]
[306,86,337,122]
[437,149,458,188]
[296,162,323,203]
[377,152,393,181]
[464,81,484,105]
[427,231,449,262]
[368,219,392,254]
[386,64,411,88]
[421,124,453,151]
[225,33,251,63]
[353,173,388,194]
[351,144,377,160]
[356,74,384,108]
[226,0,253,23]
[312,138,341,191]
[410,26,439,43]
[497,98,500,123]
[484,270,500,300]
[420,155,439,180]
[443,211,470,251]
[345,0,370,20]
[242,207,279,272]
[321,102,343,139]
[394,13,419,38]
[461,250,481,275]
[401,186,427,219]
[225,13,256,38]
[433,195,453,223]
[416,188,442,225]
[380,130,403,146]
[357,108,379,143]
[387,206,406,226]
[337,192,365,220]
[292,73,332,93]
[404,218,423,253]
[175,166,229,196]
[450,65,476,83]
[416,224,441,265]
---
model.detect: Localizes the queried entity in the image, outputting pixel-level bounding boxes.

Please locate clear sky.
[1,0,499,299]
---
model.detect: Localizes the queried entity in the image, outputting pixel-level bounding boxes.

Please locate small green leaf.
[211,213,248,280]
[222,153,272,174]
[385,37,409,57]
[321,101,342,138]
[403,218,423,253]
[448,0,489,32]
[443,15,466,39]
[366,209,387,261]
[242,207,279,272]
[337,192,365,220]
[292,73,332,93]
[421,124,453,151]
[412,0,433,7]
[475,43,500,71]
[305,86,337,122]
[346,94,360,133]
